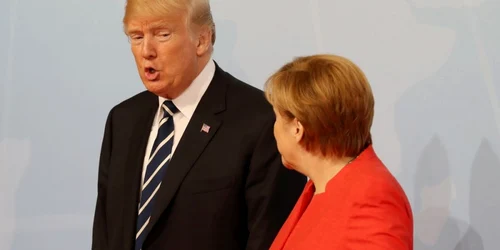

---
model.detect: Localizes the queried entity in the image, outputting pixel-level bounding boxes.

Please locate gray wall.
[1,0,499,249]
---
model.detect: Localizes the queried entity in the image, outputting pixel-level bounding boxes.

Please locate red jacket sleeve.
[345,180,413,250]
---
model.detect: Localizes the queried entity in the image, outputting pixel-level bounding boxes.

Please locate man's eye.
[128,35,143,44]
[157,33,170,40]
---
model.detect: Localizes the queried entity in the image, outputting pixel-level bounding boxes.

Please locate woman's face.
[272,107,303,170]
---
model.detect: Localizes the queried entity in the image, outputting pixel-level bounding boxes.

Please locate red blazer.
[270,145,413,250]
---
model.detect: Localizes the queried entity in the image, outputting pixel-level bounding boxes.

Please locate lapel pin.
[201,123,210,133]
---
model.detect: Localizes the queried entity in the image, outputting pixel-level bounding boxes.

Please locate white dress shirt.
[141,59,216,186]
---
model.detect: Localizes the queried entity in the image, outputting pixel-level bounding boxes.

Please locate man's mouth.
[144,67,160,81]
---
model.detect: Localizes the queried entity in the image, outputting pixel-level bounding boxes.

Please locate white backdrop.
[1,0,499,249]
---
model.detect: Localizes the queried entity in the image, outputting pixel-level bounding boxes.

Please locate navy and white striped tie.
[135,100,178,250]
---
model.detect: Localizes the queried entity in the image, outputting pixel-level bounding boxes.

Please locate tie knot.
[161,100,179,118]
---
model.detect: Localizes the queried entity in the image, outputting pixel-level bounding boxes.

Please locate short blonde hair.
[265,54,374,158]
[123,0,216,45]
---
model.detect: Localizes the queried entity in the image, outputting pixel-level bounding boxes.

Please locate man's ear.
[196,26,212,56]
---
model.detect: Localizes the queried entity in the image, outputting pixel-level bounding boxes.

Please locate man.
[91,0,306,250]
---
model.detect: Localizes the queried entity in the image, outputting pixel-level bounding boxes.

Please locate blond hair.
[265,54,374,158]
[123,0,216,45]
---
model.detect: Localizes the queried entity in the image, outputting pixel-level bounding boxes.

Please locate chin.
[281,157,294,170]
[143,81,169,96]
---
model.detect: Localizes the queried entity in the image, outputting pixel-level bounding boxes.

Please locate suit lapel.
[121,92,158,249]
[271,182,314,250]
[146,65,228,235]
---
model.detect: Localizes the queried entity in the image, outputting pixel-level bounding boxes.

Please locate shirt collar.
[157,59,215,120]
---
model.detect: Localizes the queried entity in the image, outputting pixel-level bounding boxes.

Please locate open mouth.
[144,67,159,81]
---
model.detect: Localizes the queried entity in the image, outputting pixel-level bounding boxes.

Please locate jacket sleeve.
[345,181,414,250]
[91,109,114,250]
[244,116,307,250]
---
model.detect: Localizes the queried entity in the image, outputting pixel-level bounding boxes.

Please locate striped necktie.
[135,100,179,250]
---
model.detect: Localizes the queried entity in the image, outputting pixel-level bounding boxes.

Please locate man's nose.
[141,37,157,59]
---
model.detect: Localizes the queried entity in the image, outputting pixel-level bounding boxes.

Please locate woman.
[265,54,413,249]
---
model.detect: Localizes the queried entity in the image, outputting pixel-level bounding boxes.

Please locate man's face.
[125,12,201,99]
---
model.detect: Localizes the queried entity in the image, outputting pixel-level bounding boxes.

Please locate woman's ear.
[293,118,304,142]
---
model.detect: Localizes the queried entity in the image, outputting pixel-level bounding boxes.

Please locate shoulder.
[112,90,156,113]
[339,150,413,248]
[330,146,413,221]
[340,148,413,229]
[350,157,411,213]
[106,90,156,121]
[226,75,268,106]
[338,146,408,202]
[216,66,274,122]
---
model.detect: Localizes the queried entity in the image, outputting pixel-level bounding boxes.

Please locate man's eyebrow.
[124,24,142,35]
[149,21,173,30]
[124,20,174,35]
[125,28,141,35]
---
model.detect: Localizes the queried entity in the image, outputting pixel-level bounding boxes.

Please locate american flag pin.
[201,123,210,133]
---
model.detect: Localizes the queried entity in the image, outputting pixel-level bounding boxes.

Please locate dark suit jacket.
[91,63,307,250]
